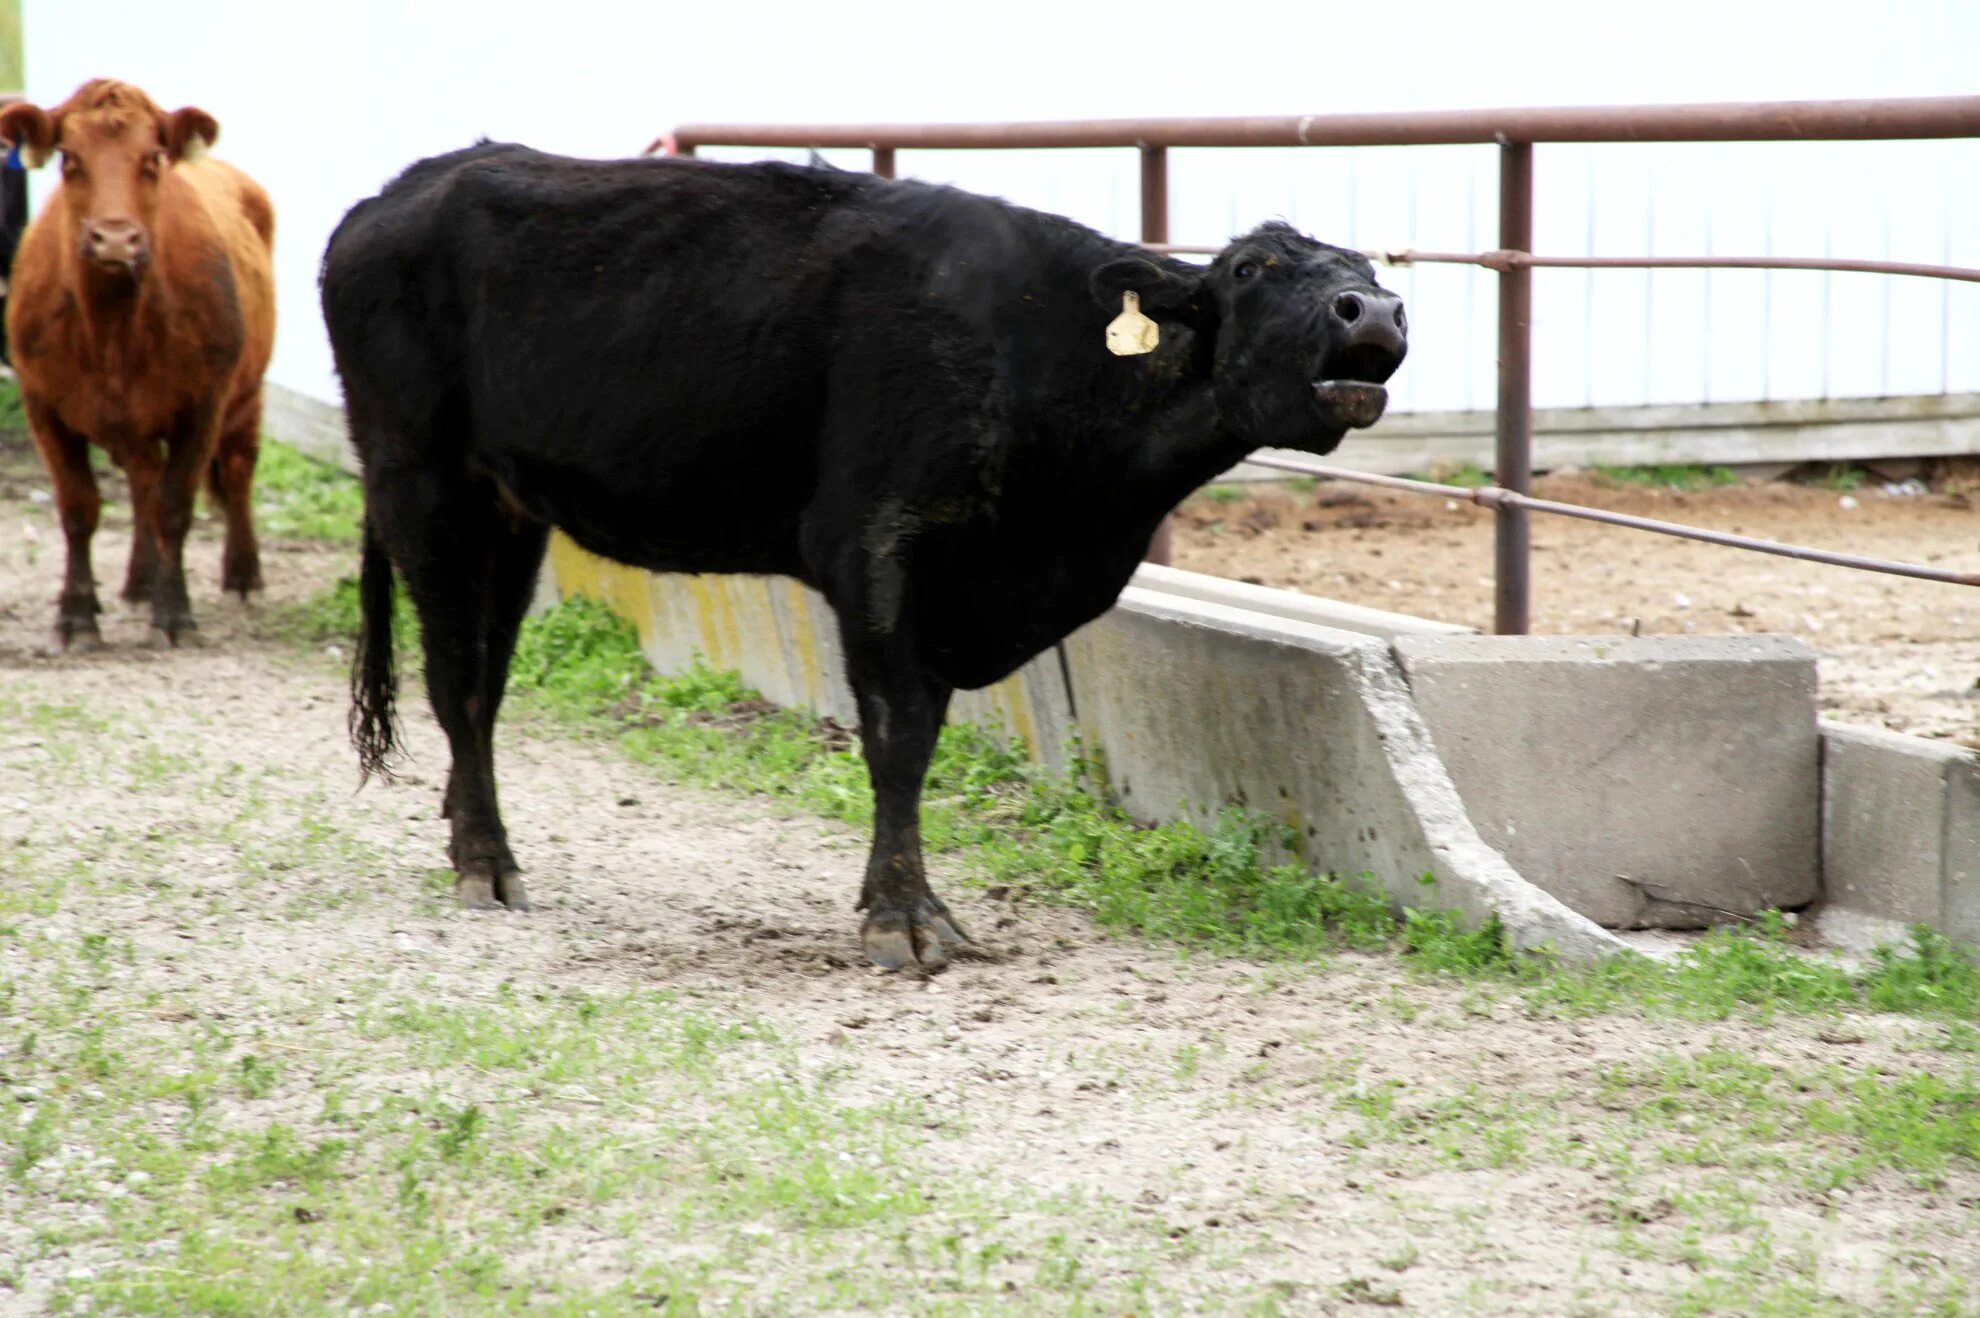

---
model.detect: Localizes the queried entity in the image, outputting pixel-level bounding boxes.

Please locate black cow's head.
[1093,221,1407,454]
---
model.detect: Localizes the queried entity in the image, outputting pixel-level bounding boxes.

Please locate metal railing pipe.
[1495,142,1534,635]
[671,95,1980,153]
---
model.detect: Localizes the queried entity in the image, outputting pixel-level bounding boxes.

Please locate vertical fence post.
[871,146,896,178]
[1140,144,1174,567]
[1495,140,1533,634]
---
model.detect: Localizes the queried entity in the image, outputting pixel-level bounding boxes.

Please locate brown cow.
[2,79,275,647]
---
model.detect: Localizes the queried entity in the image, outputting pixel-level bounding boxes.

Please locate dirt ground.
[3,455,1976,1312]
[1174,468,1980,745]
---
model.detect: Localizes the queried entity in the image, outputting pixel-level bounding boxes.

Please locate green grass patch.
[251,440,364,544]
[0,934,1198,1315]
[1417,461,1493,488]
[1592,463,1740,491]
[0,372,23,436]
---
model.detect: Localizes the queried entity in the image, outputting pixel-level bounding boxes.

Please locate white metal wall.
[21,0,1980,415]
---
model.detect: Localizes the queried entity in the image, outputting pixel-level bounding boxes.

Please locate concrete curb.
[1818,720,1980,952]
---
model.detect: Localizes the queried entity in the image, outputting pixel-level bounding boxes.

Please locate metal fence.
[654,96,1980,632]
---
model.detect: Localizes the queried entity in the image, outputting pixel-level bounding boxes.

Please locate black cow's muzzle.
[1312,288,1407,430]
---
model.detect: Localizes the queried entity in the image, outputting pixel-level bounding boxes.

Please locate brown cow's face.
[0,80,219,284]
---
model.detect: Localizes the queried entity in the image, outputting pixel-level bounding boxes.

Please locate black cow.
[321,144,1406,972]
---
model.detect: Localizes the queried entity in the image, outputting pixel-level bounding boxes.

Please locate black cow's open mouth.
[1311,380,1389,430]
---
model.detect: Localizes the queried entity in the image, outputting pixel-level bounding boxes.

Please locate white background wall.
[21,0,1980,415]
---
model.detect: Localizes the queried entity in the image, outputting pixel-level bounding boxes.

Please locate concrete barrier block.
[1822,721,1980,948]
[1066,588,1622,959]
[1945,753,1980,947]
[1396,634,1820,928]
[1131,563,1475,641]
[1822,723,1955,927]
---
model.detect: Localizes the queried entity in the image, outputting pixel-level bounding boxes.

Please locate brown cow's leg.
[209,400,263,598]
[24,397,104,650]
[121,456,160,606]
[843,636,971,972]
[147,409,220,644]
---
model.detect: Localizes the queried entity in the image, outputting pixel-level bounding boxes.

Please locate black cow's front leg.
[845,647,972,972]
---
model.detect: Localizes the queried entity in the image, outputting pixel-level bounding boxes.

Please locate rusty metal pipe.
[871,146,896,179]
[1244,455,1980,588]
[673,95,1980,153]
[1141,144,1175,567]
[1392,249,1980,284]
[1495,142,1533,635]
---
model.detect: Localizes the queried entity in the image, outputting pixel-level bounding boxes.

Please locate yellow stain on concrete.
[983,674,1040,754]
[548,533,659,645]
[548,535,1052,765]
[682,575,743,668]
[783,579,825,708]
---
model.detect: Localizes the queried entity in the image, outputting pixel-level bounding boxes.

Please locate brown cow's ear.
[164,106,218,162]
[0,102,56,169]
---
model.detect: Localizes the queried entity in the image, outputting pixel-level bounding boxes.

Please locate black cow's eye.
[1234,261,1258,281]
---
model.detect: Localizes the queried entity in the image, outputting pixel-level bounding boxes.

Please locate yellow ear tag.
[1105,290,1160,357]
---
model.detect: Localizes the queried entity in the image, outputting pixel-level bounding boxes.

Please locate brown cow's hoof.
[862,902,973,973]
[149,614,200,648]
[54,623,104,654]
[223,564,263,598]
[456,867,529,911]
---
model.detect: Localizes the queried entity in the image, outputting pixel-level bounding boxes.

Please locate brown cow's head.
[1,79,218,283]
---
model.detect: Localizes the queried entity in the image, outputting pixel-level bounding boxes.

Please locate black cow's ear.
[1090,257,1212,331]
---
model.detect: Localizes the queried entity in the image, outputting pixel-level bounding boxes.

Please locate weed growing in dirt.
[269,572,416,648]
[251,440,365,543]
[1200,483,1249,502]
[1812,462,1868,492]
[480,594,1980,1022]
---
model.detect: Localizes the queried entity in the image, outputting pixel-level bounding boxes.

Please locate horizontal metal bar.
[1393,248,1980,284]
[673,94,1980,152]
[1151,244,1980,286]
[1244,454,1980,588]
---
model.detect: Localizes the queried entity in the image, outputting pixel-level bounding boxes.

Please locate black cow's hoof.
[457,873,501,909]
[862,902,973,973]
[496,869,530,911]
[457,867,529,911]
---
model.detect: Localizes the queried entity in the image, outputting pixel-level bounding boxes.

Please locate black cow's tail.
[350,514,401,782]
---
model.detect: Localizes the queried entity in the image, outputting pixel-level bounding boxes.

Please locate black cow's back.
[324,144,1199,680]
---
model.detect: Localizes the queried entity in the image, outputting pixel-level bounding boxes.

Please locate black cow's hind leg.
[372,464,529,911]
[844,644,972,971]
